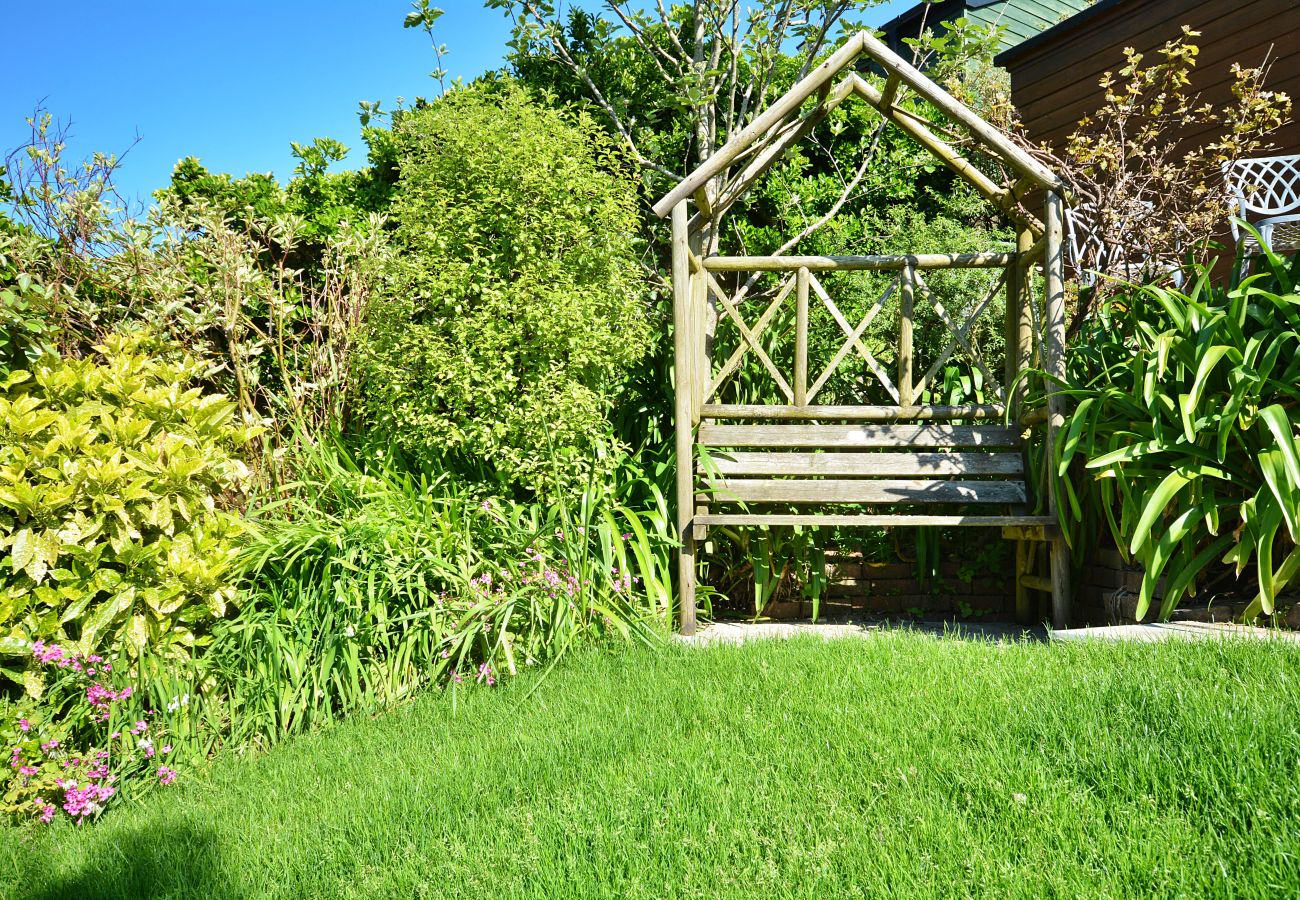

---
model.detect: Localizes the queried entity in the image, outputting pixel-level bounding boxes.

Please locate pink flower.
[161,744,172,754]
[132,721,147,735]
[157,766,177,786]
[40,739,59,752]
[38,804,55,824]
[17,719,29,732]
[18,765,37,776]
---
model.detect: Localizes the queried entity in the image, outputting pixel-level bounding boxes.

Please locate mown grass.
[5,632,1300,899]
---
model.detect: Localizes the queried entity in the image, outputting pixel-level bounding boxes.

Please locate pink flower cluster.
[86,682,132,720]
[32,641,109,676]
[58,777,117,821]
[9,640,179,825]
[609,566,640,594]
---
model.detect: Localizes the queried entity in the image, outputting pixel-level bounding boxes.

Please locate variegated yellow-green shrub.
[0,331,257,695]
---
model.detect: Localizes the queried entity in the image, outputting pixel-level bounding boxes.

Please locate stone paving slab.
[1051,621,1300,643]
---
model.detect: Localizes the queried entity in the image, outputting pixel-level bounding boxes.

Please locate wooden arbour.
[654,31,1072,634]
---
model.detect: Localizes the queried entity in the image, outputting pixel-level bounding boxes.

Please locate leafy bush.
[204,441,670,745]
[358,82,650,493]
[1057,242,1300,620]
[0,246,54,378]
[0,332,256,693]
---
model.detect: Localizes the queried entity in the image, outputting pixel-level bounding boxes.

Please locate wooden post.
[690,222,709,542]
[1044,192,1071,629]
[1014,540,1032,624]
[898,263,915,407]
[672,200,698,636]
[795,266,809,407]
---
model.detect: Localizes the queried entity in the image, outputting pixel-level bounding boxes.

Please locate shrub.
[0,245,54,378]
[207,441,671,745]
[1056,242,1300,620]
[358,82,650,494]
[0,332,256,695]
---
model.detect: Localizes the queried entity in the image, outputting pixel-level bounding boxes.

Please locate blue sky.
[3,1,913,207]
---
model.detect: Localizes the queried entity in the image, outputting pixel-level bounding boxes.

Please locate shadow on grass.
[22,820,243,900]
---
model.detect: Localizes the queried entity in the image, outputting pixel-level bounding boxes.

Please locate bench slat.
[697,423,1020,448]
[700,451,1023,477]
[702,478,1026,504]
[695,514,1054,527]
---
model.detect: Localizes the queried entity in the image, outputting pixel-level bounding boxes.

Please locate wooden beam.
[702,252,1015,272]
[697,423,1021,448]
[879,73,902,110]
[850,75,1040,233]
[671,200,697,636]
[1044,190,1072,629]
[1007,228,1035,420]
[652,33,867,218]
[1018,407,1048,427]
[700,451,1024,477]
[706,271,797,401]
[706,273,794,403]
[794,267,809,406]
[1019,573,1054,593]
[708,75,857,224]
[1015,540,1033,623]
[858,31,1063,191]
[898,261,915,407]
[700,403,1006,421]
[701,478,1027,505]
[697,514,1057,527]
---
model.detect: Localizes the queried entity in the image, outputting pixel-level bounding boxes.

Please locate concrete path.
[1051,621,1300,643]
[675,618,1300,647]
[674,619,1046,647]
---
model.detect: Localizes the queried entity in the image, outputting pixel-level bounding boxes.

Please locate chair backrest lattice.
[1227,154,1300,218]
[1064,201,1164,287]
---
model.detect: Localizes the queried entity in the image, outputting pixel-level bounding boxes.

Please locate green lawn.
[6,632,1300,899]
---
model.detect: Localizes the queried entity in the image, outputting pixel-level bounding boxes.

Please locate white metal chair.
[1225,153,1300,257]
[1065,201,1182,287]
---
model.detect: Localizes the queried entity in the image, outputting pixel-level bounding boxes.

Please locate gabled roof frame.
[652,30,1063,234]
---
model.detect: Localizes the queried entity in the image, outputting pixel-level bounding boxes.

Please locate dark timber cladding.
[996,0,1300,155]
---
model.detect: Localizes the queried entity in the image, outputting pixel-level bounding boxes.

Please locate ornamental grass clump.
[206,441,670,746]
[1055,239,1300,620]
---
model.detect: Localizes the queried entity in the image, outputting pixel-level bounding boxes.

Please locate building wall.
[999,0,1300,156]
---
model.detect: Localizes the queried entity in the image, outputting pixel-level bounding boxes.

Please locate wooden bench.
[694,422,1054,529]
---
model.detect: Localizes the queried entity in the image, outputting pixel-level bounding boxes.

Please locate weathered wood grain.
[699,451,1024,477]
[702,478,1026,504]
[698,423,1021,448]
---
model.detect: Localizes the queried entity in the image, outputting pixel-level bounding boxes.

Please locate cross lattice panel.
[704,264,1011,408]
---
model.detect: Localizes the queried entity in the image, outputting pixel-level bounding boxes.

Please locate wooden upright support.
[794,267,810,407]
[898,261,915,407]
[672,200,698,635]
[1043,191,1072,628]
